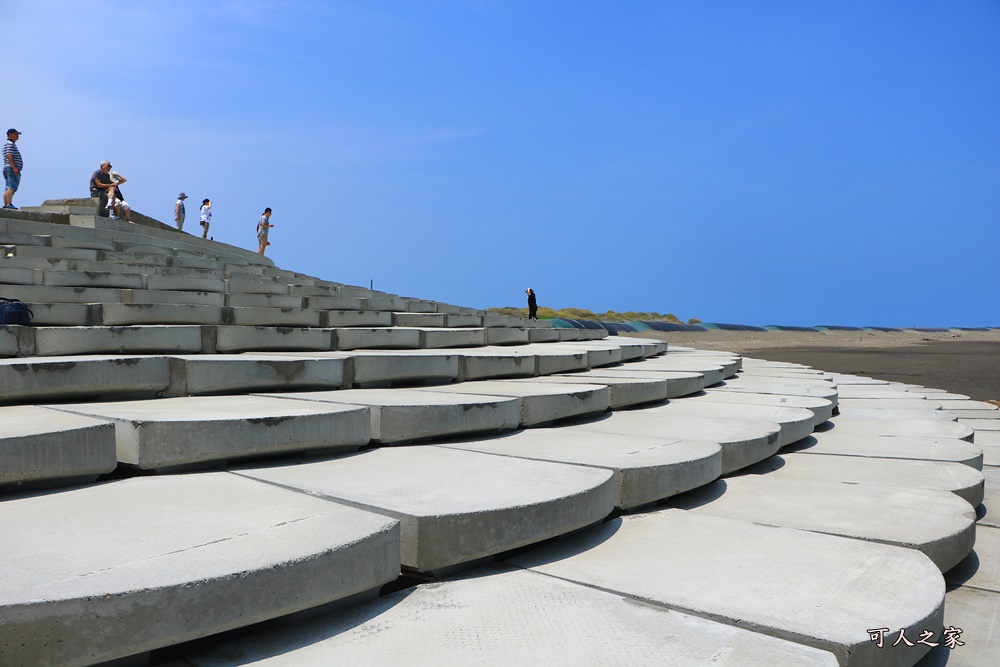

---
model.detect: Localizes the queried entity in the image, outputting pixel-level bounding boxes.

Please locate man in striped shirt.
[2,128,22,210]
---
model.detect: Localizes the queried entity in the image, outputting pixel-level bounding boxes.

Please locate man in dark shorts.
[90,161,116,216]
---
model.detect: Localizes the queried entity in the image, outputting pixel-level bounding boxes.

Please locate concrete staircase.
[1,206,997,666]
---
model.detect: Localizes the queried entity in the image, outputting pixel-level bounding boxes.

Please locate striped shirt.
[2,140,22,171]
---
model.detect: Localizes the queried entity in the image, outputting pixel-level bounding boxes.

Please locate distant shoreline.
[632,329,1000,403]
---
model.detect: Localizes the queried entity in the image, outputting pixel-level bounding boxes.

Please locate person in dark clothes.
[526,288,538,320]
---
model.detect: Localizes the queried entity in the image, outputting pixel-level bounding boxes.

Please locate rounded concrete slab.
[259,388,520,443]
[50,395,371,469]
[917,585,1000,667]
[0,405,117,487]
[817,418,975,443]
[546,343,623,368]
[837,388,931,399]
[417,380,609,426]
[672,474,975,572]
[571,367,707,398]
[562,410,781,474]
[628,359,726,384]
[184,566,839,666]
[836,408,957,421]
[713,376,839,403]
[442,428,722,510]
[838,398,945,411]
[960,418,1000,431]
[744,452,986,507]
[699,389,835,425]
[826,374,890,385]
[0,473,400,667]
[172,354,345,395]
[787,433,984,470]
[0,355,171,402]
[235,446,614,573]
[510,374,667,408]
[642,400,816,447]
[739,369,832,380]
[974,431,1000,467]
[517,344,589,375]
[508,510,945,667]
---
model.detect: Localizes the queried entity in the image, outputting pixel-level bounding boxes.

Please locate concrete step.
[713,375,840,404]
[235,445,614,573]
[629,358,727,384]
[50,395,371,470]
[334,326,420,350]
[0,473,400,666]
[101,303,223,325]
[785,434,983,470]
[443,428,722,510]
[0,354,170,402]
[838,398,946,411]
[227,306,322,327]
[392,312,446,327]
[572,367,707,397]
[697,388,836,425]
[561,410,781,474]
[517,343,589,374]
[271,350,461,387]
[836,408,956,421]
[228,292,306,308]
[510,374,668,408]
[168,354,345,396]
[323,310,393,327]
[419,327,486,348]
[255,388,520,443]
[668,473,975,572]
[184,564,840,666]
[815,418,975,443]
[418,380,610,426]
[20,325,205,357]
[641,399,817,447]
[508,510,944,666]
[215,325,332,353]
[0,405,117,488]
[745,452,985,507]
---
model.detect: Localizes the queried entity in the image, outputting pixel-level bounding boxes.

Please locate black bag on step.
[0,298,33,325]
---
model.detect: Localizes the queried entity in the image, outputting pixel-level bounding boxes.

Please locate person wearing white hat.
[175,192,188,231]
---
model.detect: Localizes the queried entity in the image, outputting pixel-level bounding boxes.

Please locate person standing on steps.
[3,128,23,210]
[256,207,274,255]
[175,192,188,231]
[526,288,538,320]
[199,198,212,238]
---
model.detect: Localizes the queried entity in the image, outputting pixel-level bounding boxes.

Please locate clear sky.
[7,1,998,327]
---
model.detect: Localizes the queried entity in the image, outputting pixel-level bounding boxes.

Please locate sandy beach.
[633,328,1000,403]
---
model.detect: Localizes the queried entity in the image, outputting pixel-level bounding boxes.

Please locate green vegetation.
[489,306,690,323]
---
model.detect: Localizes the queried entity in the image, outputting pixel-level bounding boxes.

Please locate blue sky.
[8,1,999,326]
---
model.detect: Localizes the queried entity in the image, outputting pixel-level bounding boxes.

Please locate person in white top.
[175,192,188,231]
[107,170,132,222]
[199,198,212,238]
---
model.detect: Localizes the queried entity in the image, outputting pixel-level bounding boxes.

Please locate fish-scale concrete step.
[836,408,956,421]
[787,432,984,469]
[517,343,590,374]
[817,418,975,442]
[668,473,975,572]
[0,473,400,667]
[641,399,817,447]
[168,354,345,395]
[0,354,170,402]
[443,428,722,510]
[573,367,707,397]
[745,452,985,506]
[256,388,519,443]
[0,405,117,487]
[235,446,614,573]
[184,564,840,666]
[561,410,781,474]
[698,388,835,425]
[50,395,371,470]
[714,375,840,404]
[418,380,610,426]
[627,358,727,384]
[509,373,667,408]
[508,510,945,667]
[838,398,946,411]
[20,325,205,356]
[215,325,332,353]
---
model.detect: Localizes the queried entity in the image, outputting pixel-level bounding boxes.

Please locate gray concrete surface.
[787,432,987,469]
[418,380,610,426]
[509,510,944,667]
[51,395,371,469]
[235,446,614,573]
[640,399,816,447]
[510,373,667,408]
[170,354,345,395]
[713,375,840,403]
[184,565,839,666]
[697,388,836,424]
[567,367,707,398]
[670,475,976,572]
[751,452,985,506]
[561,410,781,474]
[0,473,400,667]
[817,418,975,442]
[443,427,722,510]
[255,388,519,443]
[0,405,117,486]
[0,354,170,402]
